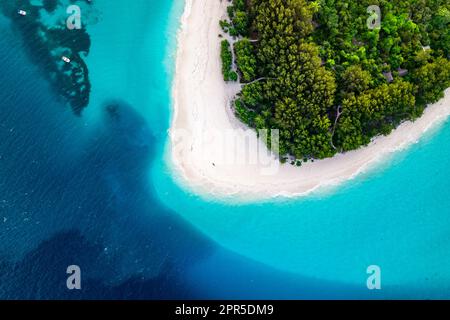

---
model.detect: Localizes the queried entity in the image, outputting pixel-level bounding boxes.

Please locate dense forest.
[221,0,450,163]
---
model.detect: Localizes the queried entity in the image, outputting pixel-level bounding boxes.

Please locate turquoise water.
[1,0,450,299]
[65,0,450,297]
[156,121,450,293]
[154,122,450,297]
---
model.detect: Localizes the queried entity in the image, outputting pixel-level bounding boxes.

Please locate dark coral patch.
[1,0,94,115]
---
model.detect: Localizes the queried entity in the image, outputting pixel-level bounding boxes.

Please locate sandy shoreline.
[169,0,450,202]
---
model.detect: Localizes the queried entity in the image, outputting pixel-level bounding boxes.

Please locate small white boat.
[18,10,27,16]
[62,56,71,63]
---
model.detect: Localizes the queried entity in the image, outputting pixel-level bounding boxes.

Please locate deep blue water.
[1,0,450,299]
[0,10,210,298]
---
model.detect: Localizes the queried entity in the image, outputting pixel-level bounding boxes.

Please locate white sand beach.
[170,0,450,201]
